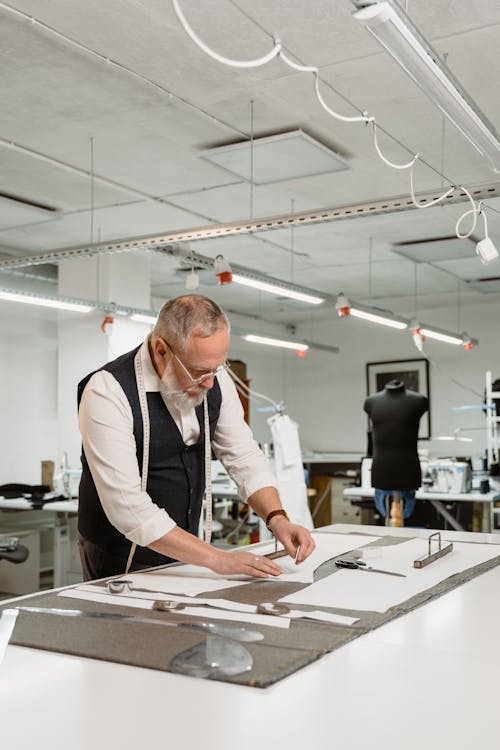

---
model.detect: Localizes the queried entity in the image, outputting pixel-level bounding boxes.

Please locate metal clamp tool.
[413,532,453,568]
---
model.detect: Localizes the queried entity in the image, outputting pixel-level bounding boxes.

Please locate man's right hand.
[209,549,284,578]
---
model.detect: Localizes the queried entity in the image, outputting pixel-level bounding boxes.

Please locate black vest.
[77,345,222,570]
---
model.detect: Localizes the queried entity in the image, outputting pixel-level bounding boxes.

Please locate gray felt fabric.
[2,531,499,688]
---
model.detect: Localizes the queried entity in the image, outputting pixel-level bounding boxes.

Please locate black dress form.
[363,380,429,490]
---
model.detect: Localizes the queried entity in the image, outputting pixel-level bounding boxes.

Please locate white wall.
[0,303,58,484]
[1,294,498,482]
[286,298,500,459]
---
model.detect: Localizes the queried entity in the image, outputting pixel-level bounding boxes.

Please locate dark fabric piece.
[4,531,500,688]
[364,382,428,490]
[77,345,221,572]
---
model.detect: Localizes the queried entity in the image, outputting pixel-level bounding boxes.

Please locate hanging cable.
[171,0,493,251]
[372,121,418,170]
[409,162,455,208]
[228,365,282,413]
[171,0,281,68]
[455,190,481,238]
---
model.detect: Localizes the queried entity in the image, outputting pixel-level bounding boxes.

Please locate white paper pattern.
[67,586,359,627]
[279,538,500,613]
[60,588,290,629]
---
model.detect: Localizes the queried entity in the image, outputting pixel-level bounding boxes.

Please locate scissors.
[335,558,406,578]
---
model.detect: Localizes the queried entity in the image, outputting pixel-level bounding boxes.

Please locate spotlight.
[214,255,233,285]
[336,292,351,316]
[476,237,499,265]
[410,320,424,352]
[462,333,475,350]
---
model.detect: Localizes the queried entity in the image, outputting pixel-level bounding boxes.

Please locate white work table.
[1,524,500,750]
[344,485,499,532]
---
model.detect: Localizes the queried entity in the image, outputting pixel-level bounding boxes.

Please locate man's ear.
[152,336,167,358]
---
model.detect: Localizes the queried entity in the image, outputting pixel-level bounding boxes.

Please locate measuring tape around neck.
[126,348,213,573]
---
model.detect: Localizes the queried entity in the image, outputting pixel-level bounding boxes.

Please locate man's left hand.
[269,517,315,564]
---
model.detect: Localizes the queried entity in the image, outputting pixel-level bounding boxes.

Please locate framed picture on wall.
[366,358,431,439]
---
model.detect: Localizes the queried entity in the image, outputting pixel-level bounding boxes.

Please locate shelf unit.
[485,371,500,466]
[485,371,500,531]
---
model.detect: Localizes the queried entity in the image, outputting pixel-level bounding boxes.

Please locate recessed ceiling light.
[393,236,475,263]
[200,129,348,184]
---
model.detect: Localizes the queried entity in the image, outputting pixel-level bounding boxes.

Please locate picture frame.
[365,358,431,439]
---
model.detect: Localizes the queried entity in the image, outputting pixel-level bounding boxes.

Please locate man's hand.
[209,549,285,579]
[268,516,315,564]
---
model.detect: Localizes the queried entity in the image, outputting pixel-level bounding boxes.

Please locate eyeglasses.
[163,339,229,385]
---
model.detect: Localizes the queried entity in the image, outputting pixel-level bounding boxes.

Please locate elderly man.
[77,294,315,580]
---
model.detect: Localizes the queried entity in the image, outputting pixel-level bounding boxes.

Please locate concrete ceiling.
[1,0,500,328]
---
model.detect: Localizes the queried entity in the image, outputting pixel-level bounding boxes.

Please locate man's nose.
[199,374,215,388]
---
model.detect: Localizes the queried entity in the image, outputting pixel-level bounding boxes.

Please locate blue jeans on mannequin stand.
[374,489,416,520]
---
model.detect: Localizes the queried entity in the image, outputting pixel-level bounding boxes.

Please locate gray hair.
[153,294,230,350]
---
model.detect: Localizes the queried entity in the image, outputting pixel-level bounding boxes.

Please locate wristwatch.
[265,509,289,530]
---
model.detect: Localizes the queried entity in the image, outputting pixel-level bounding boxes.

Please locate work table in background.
[343,486,499,532]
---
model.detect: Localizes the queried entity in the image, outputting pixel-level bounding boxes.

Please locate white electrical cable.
[372,121,418,170]
[172,0,281,68]
[455,192,482,239]
[171,0,491,245]
[228,366,282,413]
[409,162,455,208]
[278,50,318,74]
[313,75,372,124]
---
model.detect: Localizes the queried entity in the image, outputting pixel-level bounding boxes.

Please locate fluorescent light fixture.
[243,334,309,351]
[354,1,500,171]
[432,435,473,442]
[420,328,463,346]
[350,307,408,329]
[232,274,324,305]
[0,289,92,313]
[130,313,157,325]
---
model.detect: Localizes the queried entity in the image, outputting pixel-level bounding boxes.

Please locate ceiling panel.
[0,0,498,328]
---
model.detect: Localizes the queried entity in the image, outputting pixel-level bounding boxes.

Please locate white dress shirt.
[78,339,277,546]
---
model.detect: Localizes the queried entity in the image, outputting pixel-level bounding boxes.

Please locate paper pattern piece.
[280,538,500,613]
[116,571,247,596]
[134,533,379,586]
[258,532,381,583]
[68,585,359,627]
[60,588,291,629]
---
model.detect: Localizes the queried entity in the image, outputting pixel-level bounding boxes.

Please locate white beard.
[159,360,206,411]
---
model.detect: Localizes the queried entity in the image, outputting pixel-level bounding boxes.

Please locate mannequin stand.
[385,491,404,528]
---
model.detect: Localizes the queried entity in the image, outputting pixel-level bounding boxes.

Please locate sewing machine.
[423,459,472,494]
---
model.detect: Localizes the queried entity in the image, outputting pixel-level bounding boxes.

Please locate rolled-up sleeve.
[212,371,277,501]
[78,371,176,546]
